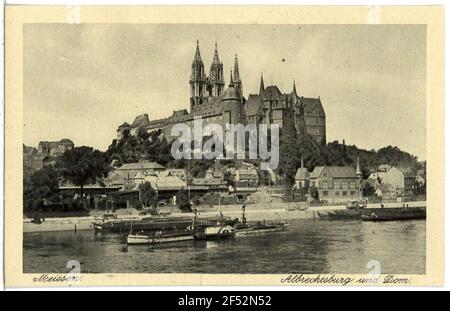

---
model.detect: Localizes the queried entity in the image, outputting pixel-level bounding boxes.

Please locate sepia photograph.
[3,5,444,287]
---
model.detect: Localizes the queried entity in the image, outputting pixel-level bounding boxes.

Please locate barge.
[93,214,237,233]
[318,206,426,221]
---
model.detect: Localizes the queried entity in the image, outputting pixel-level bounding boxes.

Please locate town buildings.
[367,165,417,198]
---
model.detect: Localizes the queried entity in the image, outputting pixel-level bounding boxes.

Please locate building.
[235,166,259,188]
[117,41,326,145]
[129,114,150,136]
[377,164,391,172]
[116,122,130,140]
[108,161,166,187]
[244,76,326,144]
[416,173,426,186]
[38,139,74,157]
[383,167,416,197]
[294,156,309,189]
[308,159,362,203]
[368,171,386,182]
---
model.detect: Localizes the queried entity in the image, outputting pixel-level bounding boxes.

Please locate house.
[382,167,416,197]
[30,154,54,171]
[377,164,391,172]
[368,171,386,183]
[416,173,426,186]
[294,156,309,189]
[308,162,362,203]
[160,169,187,180]
[107,162,165,188]
[235,166,259,188]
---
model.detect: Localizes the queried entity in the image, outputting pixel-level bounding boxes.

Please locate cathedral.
[117,41,326,144]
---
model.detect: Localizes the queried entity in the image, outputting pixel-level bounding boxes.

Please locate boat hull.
[127,233,194,245]
[318,207,426,221]
[94,216,237,233]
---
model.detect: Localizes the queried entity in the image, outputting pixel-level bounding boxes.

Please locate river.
[23,219,425,274]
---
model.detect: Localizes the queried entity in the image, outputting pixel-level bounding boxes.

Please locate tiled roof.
[245,94,264,116]
[295,167,309,180]
[396,167,415,178]
[172,109,188,117]
[144,175,186,190]
[117,162,165,170]
[301,97,325,116]
[261,85,282,100]
[310,166,357,179]
[131,114,150,128]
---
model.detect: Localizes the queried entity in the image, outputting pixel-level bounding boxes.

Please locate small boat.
[127,230,194,245]
[193,225,235,240]
[234,204,289,237]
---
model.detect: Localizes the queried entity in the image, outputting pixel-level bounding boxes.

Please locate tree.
[137,126,150,141]
[58,146,109,196]
[309,185,320,201]
[23,166,59,212]
[176,188,192,212]
[138,181,158,209]
[362,182,375,197]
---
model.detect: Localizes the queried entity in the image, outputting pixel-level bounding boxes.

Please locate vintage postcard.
[4,5,444,287]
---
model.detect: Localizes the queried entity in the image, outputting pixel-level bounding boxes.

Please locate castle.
[117,41,326,144]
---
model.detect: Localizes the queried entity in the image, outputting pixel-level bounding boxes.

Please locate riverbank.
[23,200,426,233]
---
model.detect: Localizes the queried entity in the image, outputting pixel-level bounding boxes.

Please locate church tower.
[208,43,225,97]
[190,40,207,111]
[232,54,243,98]
[259,73,265,95]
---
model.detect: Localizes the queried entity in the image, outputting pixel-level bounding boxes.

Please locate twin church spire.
[190,41,242,111]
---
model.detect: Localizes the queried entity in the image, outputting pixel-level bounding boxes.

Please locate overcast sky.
[24,24,426,160]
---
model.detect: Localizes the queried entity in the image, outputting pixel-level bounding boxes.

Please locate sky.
[24,24,426,160]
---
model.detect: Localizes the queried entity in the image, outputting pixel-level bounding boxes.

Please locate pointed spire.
[259,73,265,95]
[233,53,241,82]
[301,154,304,168]
[229,70,234,87]
[212,42,220,64]
[293,80,297,96]
[356,156,362,176]
[193,40,202,62]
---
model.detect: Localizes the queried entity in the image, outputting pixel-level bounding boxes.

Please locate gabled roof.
[295,167,309,180]
[301,97,325,116]
[261,85,283,100]
[396,167,415,178]
[245,94,264,117]
[310,166,357,179]
[131,114,150,128]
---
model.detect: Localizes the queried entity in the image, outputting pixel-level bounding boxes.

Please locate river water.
[23,219,425,274]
